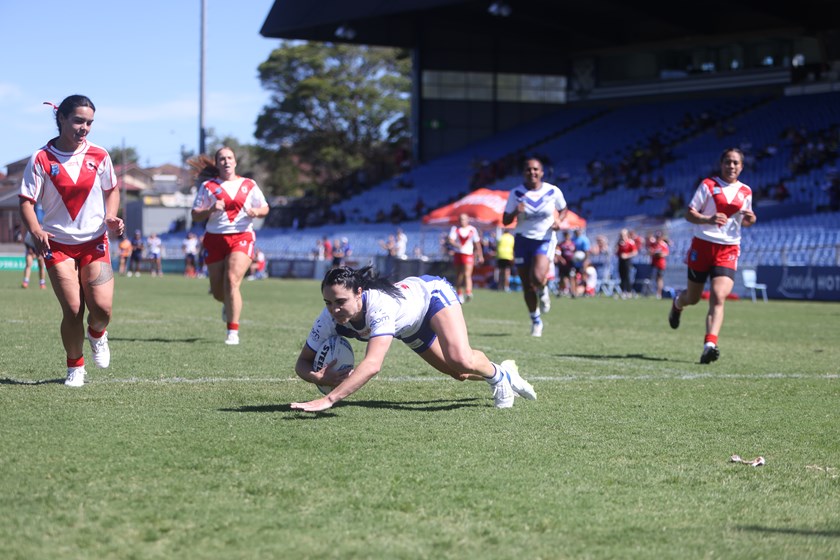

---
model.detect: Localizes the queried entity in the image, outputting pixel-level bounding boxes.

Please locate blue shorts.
[514,235,551,269]
[401,276,458,354]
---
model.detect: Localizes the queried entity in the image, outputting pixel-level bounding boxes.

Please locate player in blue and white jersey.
[291,265,537,412]
[502,157,567,337]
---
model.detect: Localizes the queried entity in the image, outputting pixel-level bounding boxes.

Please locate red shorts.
[203,231,256,265]
[46,234,110,271]
[453,253,474,266]
[651,256,667,270]
[686,237,739,272]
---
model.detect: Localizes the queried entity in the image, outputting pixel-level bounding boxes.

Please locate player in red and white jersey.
[647,230,670,298]
[18,95,125,387]
[447,213,484,303]
[669,148,757,364]
[191,147,269,345]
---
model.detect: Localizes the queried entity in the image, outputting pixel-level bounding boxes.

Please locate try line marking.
[6,372,832,385]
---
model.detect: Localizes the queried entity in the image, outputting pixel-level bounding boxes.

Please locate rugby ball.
[313,335,355,395]
[573,250,586,263]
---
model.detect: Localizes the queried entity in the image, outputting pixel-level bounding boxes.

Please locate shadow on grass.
[220,397,483,416]
[110,336,205,344]
[737,525,840,538]
[219,403,340,418]
[557,352,691,363]
[473,332,512,338]
[0,377,64,385]
[346,397,483,411]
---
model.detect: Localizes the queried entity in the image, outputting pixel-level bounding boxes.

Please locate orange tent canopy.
[422,188,586,230]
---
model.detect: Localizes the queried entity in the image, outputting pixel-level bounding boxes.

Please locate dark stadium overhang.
[261,0,840,60]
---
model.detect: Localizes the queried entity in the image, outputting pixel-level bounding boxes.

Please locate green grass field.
[1,270,838,559]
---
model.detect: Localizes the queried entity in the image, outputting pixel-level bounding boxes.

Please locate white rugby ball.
[313,335,355,395]
[573,250,586,263]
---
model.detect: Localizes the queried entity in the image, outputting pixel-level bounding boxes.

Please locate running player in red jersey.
[669,148,757,364]
[448,213,483,303]
[191,147,269,345]
[19,95,125,387]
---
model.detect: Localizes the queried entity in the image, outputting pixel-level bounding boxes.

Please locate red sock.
[67,356,84,368]
[227,323,239,331]
[704,334,718,345]
[88,326,106,339]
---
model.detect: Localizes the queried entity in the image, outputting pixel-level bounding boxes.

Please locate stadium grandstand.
[166,0,840,300]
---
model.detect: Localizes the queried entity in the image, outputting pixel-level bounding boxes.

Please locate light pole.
[199,0,207,155]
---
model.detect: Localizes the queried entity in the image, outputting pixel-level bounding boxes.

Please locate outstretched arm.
[291,335,393,412]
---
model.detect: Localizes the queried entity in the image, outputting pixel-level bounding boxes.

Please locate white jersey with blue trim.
[306,276,453,350]
[504,182,567,241]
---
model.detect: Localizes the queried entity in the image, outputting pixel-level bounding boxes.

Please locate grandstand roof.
[261,0,840,61]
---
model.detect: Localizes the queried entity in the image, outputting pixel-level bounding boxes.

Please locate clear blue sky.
[0,1,279,169]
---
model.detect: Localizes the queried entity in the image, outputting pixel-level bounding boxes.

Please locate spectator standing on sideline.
[502,157,567,337]
[616,228,638,297]
[583,257,598,296]
[118,234,132,276]
[322,236,333,263]
[129,229,144,276]
[291,265,537,412]
[647,230,670,298]
[448,213,484,302]
[18,94,124,387]
[378,234,397,277]
[249,247,267,280]
[555,230,577,297]
[191,147,269,346]
[395,227,408,260]
[572,228,591,283]
[147,232,163,277]
[669,147,756,364]
[341,237,353,263]
[183,231,200,277]
[331,238,345,268]
[495,227,515,292]
[22,231,47,289]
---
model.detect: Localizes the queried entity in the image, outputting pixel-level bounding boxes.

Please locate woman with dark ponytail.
[19,94,125,387]
[292,265,537,411]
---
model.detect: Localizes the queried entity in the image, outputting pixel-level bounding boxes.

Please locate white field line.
[18,372,834,385]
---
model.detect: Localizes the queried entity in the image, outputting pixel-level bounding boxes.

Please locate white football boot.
[501,360,537,400]
[88,331,110,368]
[65,366,87,387]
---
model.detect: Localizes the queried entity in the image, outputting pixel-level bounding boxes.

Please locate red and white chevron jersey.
[448,224,481,255]
[689,176,753,245]
[19,140,117,244]
[193,176,268,235]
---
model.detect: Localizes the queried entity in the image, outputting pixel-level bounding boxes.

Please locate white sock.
[486,363,504,385]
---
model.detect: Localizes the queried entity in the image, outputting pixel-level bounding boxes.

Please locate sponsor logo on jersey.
[713,187,721,195]
[50,164,59,176]
[689,249,698,262]
[96,243,107,254]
